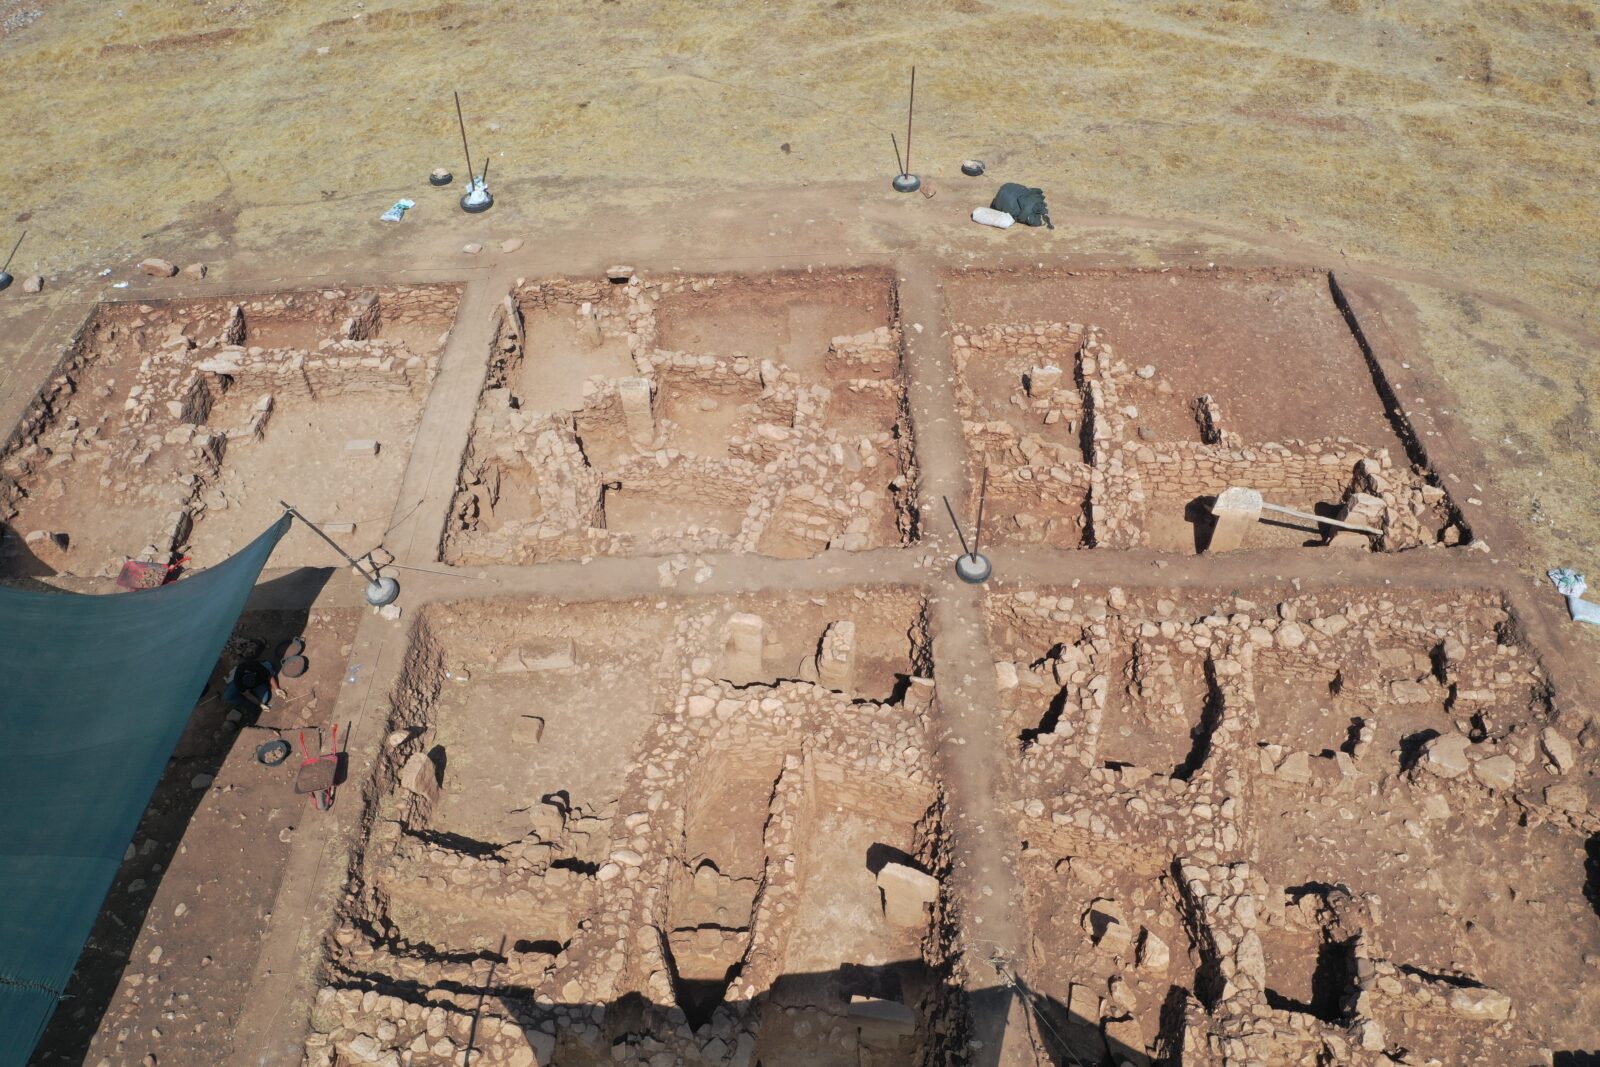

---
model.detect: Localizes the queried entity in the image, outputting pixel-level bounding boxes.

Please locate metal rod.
[972,467,988,561]
[1259,501,1379,536]
[0,230,24,273]
[279,501,381,582]
[942,495,972,558]
[890,132,905,177]
[454,91,476,184]
[479,154,489,187]
[904,66,916,175]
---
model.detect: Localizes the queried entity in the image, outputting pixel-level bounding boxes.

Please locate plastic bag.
[380,198,416,223]
[1548,568,1600,624]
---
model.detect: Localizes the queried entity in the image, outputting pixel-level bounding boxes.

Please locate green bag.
[991,182,1053,229]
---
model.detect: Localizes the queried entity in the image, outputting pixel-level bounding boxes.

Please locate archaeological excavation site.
[5,262,1597,1067]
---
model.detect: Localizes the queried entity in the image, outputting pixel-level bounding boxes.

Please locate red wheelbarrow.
[295,725,348,811]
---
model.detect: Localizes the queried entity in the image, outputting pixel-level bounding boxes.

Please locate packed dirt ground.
[10,262,1599,1067]
[2,3,1599,1067]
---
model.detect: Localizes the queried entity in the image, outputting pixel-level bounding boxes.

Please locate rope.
[978,946,1093,1067]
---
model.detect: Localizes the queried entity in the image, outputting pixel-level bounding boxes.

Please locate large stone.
[1470,753,1517,791]
[1089,911,1132,956]
[1067,982,1102,1025]
[399,751,440,805]
[1541,727,1575,773]
[1545,782,1589,814]
[876,862,939,927]
[1389,679,1433,704]
[1420,732,1471,779]
[1275,750,1312,784]
[1027,364,1062,398]
[139,257,179,277]
[1137,928,1169,972]
[619,376,654,442]
[1206,487,1262,553]
[995,661,1019,690]
[848,996,916,1046]
[512,716,546,745]
[521,639,577,672]
[722,612,765,681]
[1103,1013,1150,1066]
[1448,987,1511,1022]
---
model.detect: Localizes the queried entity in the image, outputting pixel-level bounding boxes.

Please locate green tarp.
[0,515,288,1065]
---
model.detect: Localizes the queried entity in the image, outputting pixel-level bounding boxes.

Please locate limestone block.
[1544,782,1588,814]
[399,752,440,805]
[1136,928,1169,972]
[1084,901,1131,955]
[816,620,857,692]
[344,439,381,457]
[1275,750,1312,784]
[1067,983,1102,1025]
[876,862,938,927]
[1420,732,1471,779]
[848,996,916,1046]
[1027,364,1062,398]
[512,716,546,745]
[619,376,654,442]
[1103,1014,1150,1066]
[1448,987,1511,1021]
[903,675,935,712]
[1540,727,1575,773]
[722,612,765,681]
[1470,754,1517,791]
[1206,487,1261,553]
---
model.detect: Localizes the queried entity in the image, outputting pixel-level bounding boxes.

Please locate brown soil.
[6,262,1598,1067]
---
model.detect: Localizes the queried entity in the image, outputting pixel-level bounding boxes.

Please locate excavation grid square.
[944,268,1466,553]
[320,589,949,1066]
[989,583,1586,1066]
[443,269,918,564]
[0,284,463,575]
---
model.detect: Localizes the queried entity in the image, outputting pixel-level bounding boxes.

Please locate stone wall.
[991,586,1564,1065]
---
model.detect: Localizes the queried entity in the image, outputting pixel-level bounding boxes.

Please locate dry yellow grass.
[0,0,1596,569]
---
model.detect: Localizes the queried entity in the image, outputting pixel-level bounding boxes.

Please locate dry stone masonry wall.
[0,285,460,575]
[445,270,917,565]
[309,590,958,1067]
[990,585,1591,1066]
[952,318,1466,553]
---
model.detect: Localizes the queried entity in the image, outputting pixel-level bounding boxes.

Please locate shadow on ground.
[27,567,332,1066]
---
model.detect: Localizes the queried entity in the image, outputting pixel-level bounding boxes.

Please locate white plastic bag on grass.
[1548,568,1600,624]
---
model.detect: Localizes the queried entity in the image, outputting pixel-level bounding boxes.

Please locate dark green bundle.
[991,182,1053,229]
